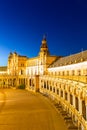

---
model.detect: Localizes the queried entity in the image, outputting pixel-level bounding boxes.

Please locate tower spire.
[43,34,47,40]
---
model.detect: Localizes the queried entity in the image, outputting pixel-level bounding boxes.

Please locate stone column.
[73,95,76,108]
[35,75,39,92]
[85,105,87,121]
[78,98,82,115]
[85,122,87,130]
[85,94,87,121]
[68,92,70,103]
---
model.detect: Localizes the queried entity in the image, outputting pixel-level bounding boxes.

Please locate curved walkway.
[0,89,68,130]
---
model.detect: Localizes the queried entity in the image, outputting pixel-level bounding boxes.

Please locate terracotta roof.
[49,50,87,68]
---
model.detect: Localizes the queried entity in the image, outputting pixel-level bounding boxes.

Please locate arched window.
[58,72,60,76]
[65,92,67,100]
[70,94,73,105]
[50,86,52,91]
[57,89,59,95]
[47,81,49,90]
[53,87,55,93]
[75,97,79,111]
[78,69,81,76]
[62,71,64,76]
[21,70,23,75]
[44,81,46,88]
[29,79,32,86]
[72,70,74,76]
[83,69,87,76]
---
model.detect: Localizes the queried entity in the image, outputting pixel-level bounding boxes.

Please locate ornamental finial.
[43,34,47,40]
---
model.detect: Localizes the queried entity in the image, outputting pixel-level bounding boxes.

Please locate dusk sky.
[0,0,87,66]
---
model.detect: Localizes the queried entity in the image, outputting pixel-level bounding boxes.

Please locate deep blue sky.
[0,0,87,66]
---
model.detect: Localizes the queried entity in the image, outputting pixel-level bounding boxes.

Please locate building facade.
[0,37,87,129]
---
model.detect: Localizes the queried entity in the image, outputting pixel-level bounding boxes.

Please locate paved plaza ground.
[0,89,68,130]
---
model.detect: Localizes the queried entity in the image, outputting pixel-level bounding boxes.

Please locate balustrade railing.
[43,75,87,84]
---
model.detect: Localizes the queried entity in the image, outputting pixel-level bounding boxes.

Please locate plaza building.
[0,36,87,129]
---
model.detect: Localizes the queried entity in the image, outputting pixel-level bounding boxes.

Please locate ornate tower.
[39,35,50,57]
[38,35,50,74]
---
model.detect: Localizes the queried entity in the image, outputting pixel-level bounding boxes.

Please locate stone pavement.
[0,89,68,130]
